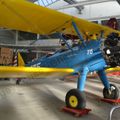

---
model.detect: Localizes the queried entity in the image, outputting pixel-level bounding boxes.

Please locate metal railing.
[108,106,120,120]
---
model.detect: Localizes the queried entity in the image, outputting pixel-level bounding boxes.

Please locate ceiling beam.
[63,0,83,13]
[56,0,115,10]
[27,0,38,2]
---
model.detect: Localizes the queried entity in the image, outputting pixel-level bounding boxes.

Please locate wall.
[0,29,16,44]
[77,1,120,20]
[0,48,13,65]
[18,39,60,46]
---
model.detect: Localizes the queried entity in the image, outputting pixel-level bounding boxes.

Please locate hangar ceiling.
[33,0,60,6]
[57,0,116,10]
[30,0,119,14]
[62,0,84,13]
[28,0,120,8]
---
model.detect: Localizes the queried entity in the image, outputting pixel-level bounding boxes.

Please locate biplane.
[0,0,120,109]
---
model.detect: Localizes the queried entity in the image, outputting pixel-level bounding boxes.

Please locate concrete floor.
[0,77,120,120]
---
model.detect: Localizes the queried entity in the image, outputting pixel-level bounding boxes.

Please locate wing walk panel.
[0,0,120,37]
[0,66,74,78]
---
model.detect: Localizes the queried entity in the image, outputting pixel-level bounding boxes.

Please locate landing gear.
[65,89,86,109]
[98,70,119,100]
[16,79,21,85]
[103,84,119,99]
[65,67,88,109]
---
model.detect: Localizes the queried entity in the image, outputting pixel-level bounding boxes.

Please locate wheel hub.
[69,96,78,108]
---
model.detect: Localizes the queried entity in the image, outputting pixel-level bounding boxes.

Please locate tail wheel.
[16,79,21,85]
[103,84,119,99]
[65,89,86,109]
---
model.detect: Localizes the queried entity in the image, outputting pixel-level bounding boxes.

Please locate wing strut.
[59,33,73,51]
[72,21,86,46]
[99,30,104,40]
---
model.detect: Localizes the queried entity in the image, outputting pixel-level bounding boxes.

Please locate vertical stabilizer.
[18,52,25,66]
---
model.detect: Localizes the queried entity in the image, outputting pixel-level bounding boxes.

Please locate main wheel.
[103,84,119,99]
[65,89,86,109]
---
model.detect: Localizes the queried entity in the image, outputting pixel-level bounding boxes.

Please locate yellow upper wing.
[0,0,120,37]
[0,66,74,78]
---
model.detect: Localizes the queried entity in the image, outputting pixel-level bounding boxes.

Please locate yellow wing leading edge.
[0,66,74,78]
[106,67,120,73]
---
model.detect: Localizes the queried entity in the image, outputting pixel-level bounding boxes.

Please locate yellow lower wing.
[0,66,74,78]
[106,67,120,73]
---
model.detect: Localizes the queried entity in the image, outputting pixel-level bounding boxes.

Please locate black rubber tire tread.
[65,89,86,109]
[103,84,119,99]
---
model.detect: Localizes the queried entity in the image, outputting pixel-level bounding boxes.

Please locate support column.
[15,30,19,45]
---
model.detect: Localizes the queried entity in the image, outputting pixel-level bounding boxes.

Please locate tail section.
[17,52,25,66]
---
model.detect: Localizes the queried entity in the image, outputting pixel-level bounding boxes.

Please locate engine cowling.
[103,32,120,67]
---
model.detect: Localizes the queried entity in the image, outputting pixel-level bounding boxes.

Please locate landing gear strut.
[103,84,119,99]
[65,67,88,109]
[16,79,21,85]
[65,89,86,109]
[97,70,120,100]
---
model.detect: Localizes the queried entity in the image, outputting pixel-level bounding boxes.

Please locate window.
[18,31,37,40]
[36,0,60,7]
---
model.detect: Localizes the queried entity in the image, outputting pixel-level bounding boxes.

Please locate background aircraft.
[0,0,120,109]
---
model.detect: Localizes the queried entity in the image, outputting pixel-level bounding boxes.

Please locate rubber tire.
[65,89,86,109]
[103,84,119,99]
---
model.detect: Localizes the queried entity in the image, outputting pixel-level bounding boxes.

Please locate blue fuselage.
[27,40,107,73]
